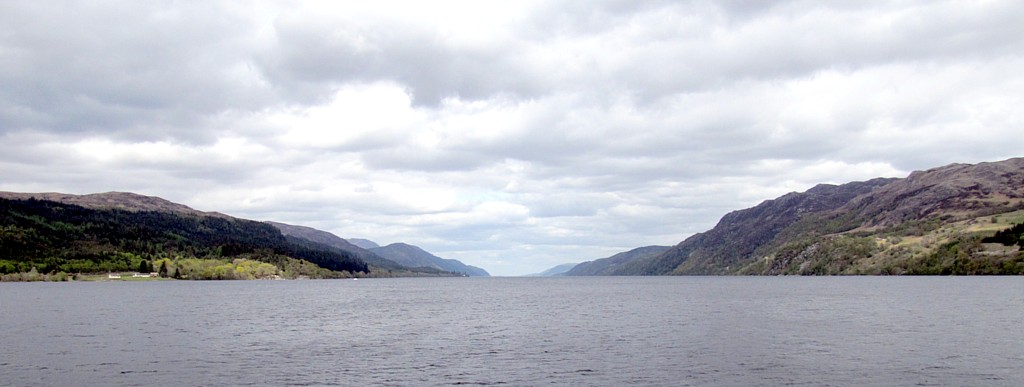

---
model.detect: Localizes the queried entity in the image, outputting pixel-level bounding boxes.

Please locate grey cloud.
[257,15,543,106]
[527,1,1024,103]
[360,146,491,172]
[522,193,611,218]
[0,2,273,142]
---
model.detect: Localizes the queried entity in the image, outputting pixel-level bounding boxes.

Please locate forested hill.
[599,157,1024,275]
[0,197,367,276]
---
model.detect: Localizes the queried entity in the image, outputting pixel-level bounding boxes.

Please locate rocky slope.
[604,157,1024,275]
[835,159,1024,229]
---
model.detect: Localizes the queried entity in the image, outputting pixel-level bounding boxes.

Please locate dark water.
[1,277,1021,386]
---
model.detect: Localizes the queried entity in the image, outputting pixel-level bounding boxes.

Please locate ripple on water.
[0,277,1022,386]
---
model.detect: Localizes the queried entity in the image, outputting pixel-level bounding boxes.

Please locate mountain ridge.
[0,191,229,217]
[0,196,369,278]
[0,191,479,278]
[370,242,490,277]
[348,238,380,250]
[3,157,1022,277]
[564,246,671,276]
[267,222,484,276]
[601,157,1024,275]
[266,222,406,272]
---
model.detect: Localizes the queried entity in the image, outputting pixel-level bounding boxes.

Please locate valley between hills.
[2,157,1024,281]
[0,192,489,281]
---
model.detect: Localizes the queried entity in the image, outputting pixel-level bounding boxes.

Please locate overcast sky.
[2,1,1023,275]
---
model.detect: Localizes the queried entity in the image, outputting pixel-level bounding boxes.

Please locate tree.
[138,260,151,273]
[159,260,169,278]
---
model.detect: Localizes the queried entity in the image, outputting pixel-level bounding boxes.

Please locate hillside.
[564,246,670,276]
[0,197,367,278]
[268,222,462,276]
[267,222,398,269]
[0,191,226,217]
[371,243,490,277]
[614,178,896,275]
[605,157,1024,275]
[0,192,479,279]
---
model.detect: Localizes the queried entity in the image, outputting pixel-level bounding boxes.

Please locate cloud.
[2,1,1023,275]
[0,1,279,145]
[255,2,545,106]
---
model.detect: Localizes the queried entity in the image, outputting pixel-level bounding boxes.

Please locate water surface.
[1,277,1021,386]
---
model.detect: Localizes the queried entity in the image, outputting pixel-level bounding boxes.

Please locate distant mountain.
[563,246,671,276]
[266,222,463,276]
[605,157,1024,275]
[266,222,409,272]
[348,238,380,249]
[277,230,488,276]
[370,243,490,277]
[526,263,578,277]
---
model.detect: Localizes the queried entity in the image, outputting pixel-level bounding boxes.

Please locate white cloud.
[274,82,425,150]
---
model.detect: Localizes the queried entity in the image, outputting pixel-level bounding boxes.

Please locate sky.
[2,1,1023,276]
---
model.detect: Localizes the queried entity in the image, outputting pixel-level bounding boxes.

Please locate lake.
[1,277,1021,386]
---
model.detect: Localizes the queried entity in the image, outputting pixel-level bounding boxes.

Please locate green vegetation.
[751,236,878,275]
[739,217,1024,276]
[169,256,343,280]
[0,267,73,282]
[0,197,368,281]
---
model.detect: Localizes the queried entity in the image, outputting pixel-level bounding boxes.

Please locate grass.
[899,210,1024,245]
